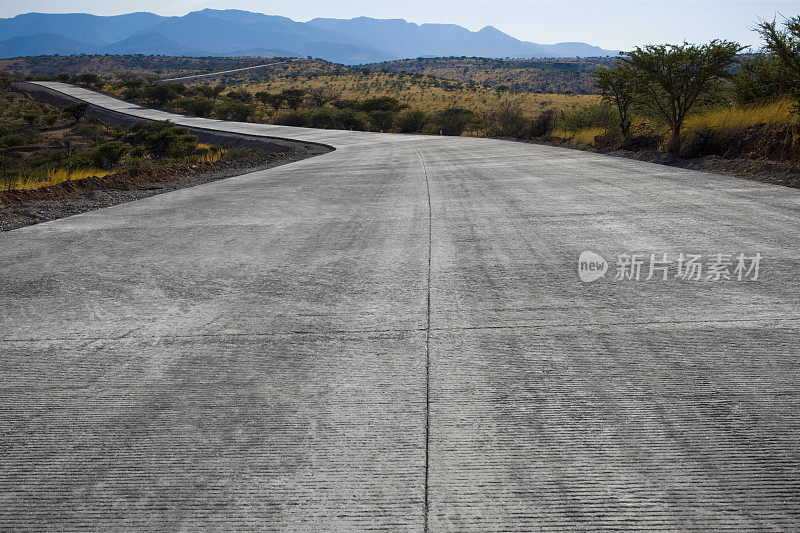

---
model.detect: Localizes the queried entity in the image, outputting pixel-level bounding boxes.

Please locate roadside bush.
[72,122,101,140]
[42,114,58,127]
[281,89,306,110]
[22,110,39,127]
[731,54,790,105]
[121,87,142,100]
[359,96,403,113]
[215,101,253,122]
[0,133,25,147]
[368,110,395,131]
[175,97,215,117]
[65,141,128,170]
[77,73,102,86]
[275,111,311,127]
[556,103,616,133]
[129,145,147,159]
[434,107,477,136]
[142,83,185,105]
[135,121,199,158]
[62,102,90,123]
[530,109,556,137]
[91,141,129,169]
[226,90,252,103]
[0,124,18,136]
[309,107,337,129]
[485,101,530,138]
[394,109,428,133]
[332,99,360,110]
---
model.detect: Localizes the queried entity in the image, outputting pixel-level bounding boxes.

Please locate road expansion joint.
[415,147,433,533]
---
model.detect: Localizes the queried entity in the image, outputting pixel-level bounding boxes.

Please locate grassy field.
[552,99,795,153]
[683,99,793,133]
[0,55,293,80]
[231,71,600,118]
[365,57,617,94]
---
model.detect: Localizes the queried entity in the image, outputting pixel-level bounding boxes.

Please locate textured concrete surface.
[1,82,799,530]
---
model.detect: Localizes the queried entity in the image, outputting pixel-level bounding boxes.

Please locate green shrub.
[142,83,185,105]
[22,111,39,127]
[175,97,215,117]
[122,87,142,100]
[368,110,396,131]
[332,99,360,110]
[556,103,616,133]
[72,122,101,140]
[0,123,19,136]
[309,107,337,129]
[65,151,96,170]
[215,101,253,121]
[336,109,369,131]
[486,102,530,138]
[394,109,428,133]
[434,107,477,136]
[78,73,102,86]
[225,90,252,103]
[62,102,89,123]
[275,111,310,127]
[42,114,58,127]
[91,141,129,169]
[531,109,556,137]
[0,134,25,147]
[138,122,199,158]
[359,96,403,113]
[731,54,791,105]
[280,89,306,110]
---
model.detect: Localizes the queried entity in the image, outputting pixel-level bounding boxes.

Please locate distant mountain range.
[0,10,619,64]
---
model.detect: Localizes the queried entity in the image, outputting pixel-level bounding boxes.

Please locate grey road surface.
[1,82,799,530]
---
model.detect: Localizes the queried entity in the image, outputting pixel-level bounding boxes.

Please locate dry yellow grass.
[551,126,606,146]
[684,99,793,133]
[10,167,113,191]
[195,143,225,163]
[231,73,600,117]
[555,99,794,148]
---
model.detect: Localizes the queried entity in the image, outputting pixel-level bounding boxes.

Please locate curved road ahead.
[1,82,799,530]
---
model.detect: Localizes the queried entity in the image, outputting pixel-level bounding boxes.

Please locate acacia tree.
[622,40,743,153]
[593,63,637,141]
[62,102,89,123]
[756,16,800,109]
[254,91,272,108]
[306,86,335,107]
[281,89,306,110]
[259,93,284,111]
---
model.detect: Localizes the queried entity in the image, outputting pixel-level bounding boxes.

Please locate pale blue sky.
[1,0,797,50]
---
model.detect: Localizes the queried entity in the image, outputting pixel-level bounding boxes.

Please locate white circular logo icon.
[578,251,608,282]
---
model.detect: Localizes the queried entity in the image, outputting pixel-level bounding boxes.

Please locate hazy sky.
[1,0,797,50]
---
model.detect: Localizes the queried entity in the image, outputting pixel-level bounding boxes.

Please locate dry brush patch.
[229,72,600,119]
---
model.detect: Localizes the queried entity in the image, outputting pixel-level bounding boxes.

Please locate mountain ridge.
[0,9,619,64]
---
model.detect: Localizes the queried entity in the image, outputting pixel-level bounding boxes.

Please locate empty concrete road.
[1,82,799,530]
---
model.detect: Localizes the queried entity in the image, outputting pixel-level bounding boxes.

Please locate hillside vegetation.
[0,79,223,192]
[0,55,334,81]
[365,57,617,94]
[238,71,599,117]
[7,17,800,178]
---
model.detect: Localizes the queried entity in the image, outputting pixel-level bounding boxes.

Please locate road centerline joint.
[415,147,433,533]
